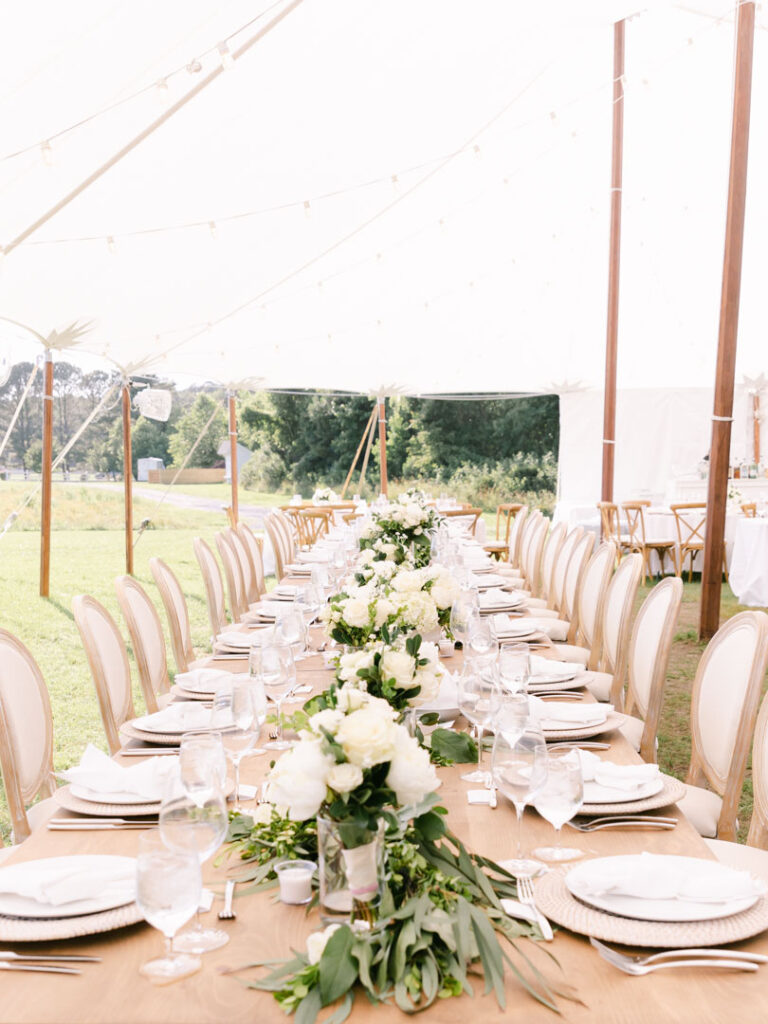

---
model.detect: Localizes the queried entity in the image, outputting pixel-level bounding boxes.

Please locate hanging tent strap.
[340,405,377,498]
[0,360,39,461]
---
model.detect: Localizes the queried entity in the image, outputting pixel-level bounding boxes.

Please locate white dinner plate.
[0,856,136,920]
[474,575,507,589]
[566,855,763,923]
[132,705,212,735]
[492,622,537,638]
[69,785,160,806]
[215,631,252,649]
[528,672,578,687]
[581,776,665,804]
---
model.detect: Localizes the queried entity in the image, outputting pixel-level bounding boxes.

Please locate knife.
[0,951,101,963]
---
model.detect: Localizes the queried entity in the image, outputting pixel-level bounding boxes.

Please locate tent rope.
[0,360,39,461]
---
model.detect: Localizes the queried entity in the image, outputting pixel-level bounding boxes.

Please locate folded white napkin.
[418,672,458,711]
[275,585,300,597]
[175,668,233,693]
[472,573,506,589]
[479,590,521,610]
[0,857,135,907]
[296,551,330,563]
[573,852,761,902]
[467,789,494,805]
[135,703,212,734]
[517,618,569,642]
[529,656,584,680]
[284,563,313,575]
[216,630,253,648]
[489,614,535,638]
[249,602,287,619]
[571,748,659,792]
[529,697,610,730]
[59,744,174,800]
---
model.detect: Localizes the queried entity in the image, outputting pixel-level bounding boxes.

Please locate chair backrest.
[670,502,707,548]
[149,557,195,673]
[523,515,549,596]
[227,527,259,606]
[574,540,617,660]
[236,522,266,597]
[300,509,333,546]
[687,610,768,841]
[548,526,584,612]
[115,576,170,714]
[441,507,482,537]
[747,689,768,847]
[537,521,566,603]
[598,553,643,697]
[264,513,287,581]
[273,510,297,562]
[560,531,595,632]
[597,502,620,546]
[621,501,648,548]
[496,503,523,542]
[516,509,541,577]
[741,503,757,518]
[194,536,228,641]
[73,594,135,755]
[215,530,248,622]
[625,577,683,762]
[0,630,55,843]
[507,505,529,568]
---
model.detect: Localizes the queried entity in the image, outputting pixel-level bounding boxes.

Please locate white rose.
[386,730,441,806]
[380,649,416,688]
[309,708,345,735]
[342,597,371,629]
[373,597,397,627]
[306,924,341,965]
[335,708,397,768]
[266,740,334,821]
[431,579,458,609]
[357,549,375,566]
[412,666,440,704]
[338,649,374,683]
[336,685,366,712]
[391,570,423,594]
[360,693,398,719]
[326,762,364,794]
[250,802,274,826]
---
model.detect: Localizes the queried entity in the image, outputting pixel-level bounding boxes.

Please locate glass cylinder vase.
[317,815,385,925]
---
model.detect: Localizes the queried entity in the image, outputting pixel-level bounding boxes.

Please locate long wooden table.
[3,634,768,1021]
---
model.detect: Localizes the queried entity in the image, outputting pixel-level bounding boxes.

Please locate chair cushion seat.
[680,783,723,839]
[584,670,613,702]
[703,839,768,885]
[618,714,644,751]
[25,795,58,834]
[549,641,589,663]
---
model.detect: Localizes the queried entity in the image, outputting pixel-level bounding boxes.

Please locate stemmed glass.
[135,833,202,982]
[491,726,548,876]
[465,620,499,665]
[159,763,230,953]
[457,663,502,784]
[210,678,265,808]
[178,733,227,796]
[532,755,585,863]
[251,642,296,750]
[274,608,306,661]
[450,590,479,647]
[498,643,530,694]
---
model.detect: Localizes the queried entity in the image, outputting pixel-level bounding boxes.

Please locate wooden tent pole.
[340,405,376,498]
[601,19,625,503]
[359,406,378,494]
[39,351,53,597]
[700,0,755,640]
[378,398,389,497]
[122,382,134,575]
[228,392,239,525]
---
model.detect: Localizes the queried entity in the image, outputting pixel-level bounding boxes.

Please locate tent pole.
[700,1,755,640]
[340,405,376,498]
[378,398,389,497]
[359,407,378,495]
[228,392,239,525]
[601,19,625,504]
[39,351,53,597]
[122,382,134,575]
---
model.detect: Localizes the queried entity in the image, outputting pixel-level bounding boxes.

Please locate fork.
[565,816,677,832]
[590,938,768,968]
[218,879,236,921]
[516,875,553,941]
[590,937,762,974]
[0,962,81,975]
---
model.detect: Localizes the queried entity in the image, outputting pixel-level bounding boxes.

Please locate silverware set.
[516,876,553,941]
[48,818,158,831]
[0,950,101,975]
[565,815,678,833]
[591,937,767,974]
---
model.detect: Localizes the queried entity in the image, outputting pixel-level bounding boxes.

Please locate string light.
[472,144,481,158]
[208,220,218,240]
[186,58,203,74]
[106,235,117,254]
[391,174,400,194]
[40,140,53,166]
[303,200,312,220]
[156,78,170,102]
[217,41,235,70]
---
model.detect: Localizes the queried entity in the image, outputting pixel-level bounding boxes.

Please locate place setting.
[52,745,175,819]
[171,668,234,702]
[528,696,625,742]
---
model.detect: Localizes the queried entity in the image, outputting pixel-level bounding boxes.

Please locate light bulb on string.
[217,41,235,70]
[156,78,169,103]
[208,221,218,240]
[186,58,202,73]
[106,236,117,255]
[303,200,312,220]
[40,140,53,166]
[472,144,481,159]
[391,174,400,194]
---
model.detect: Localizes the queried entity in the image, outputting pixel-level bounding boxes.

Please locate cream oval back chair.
[194,536,228,642]
[559,531,595,639]
[73,594,135,755]
[115,575,171,714]
[215,531,248,622]
[583,553,643,704]
[682,610,768,841]
[235,522,267,598]
[535,521,566,604]
[571,541,617,661]
[618,577,683,760]
[226,527,259,607]
[511,510,541,582]
[150,557,196,674]
[273,510,297,564]
[264,513,288,581]
[522,515,549,596]
[0,629,56,845]
[506,506,529,570]
[532,526,585,615]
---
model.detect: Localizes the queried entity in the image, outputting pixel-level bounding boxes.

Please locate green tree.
[167,394,227,468]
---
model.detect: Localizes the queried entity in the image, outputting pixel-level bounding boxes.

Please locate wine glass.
[210,678,264,808]
[532,754,585,863]
[159,766,230,953]
[135,833,202,982]
[493,692,531,747]
[465,620,499,664]
[251,642,296,750]
[178,733,227,797]
[498,644,530,694]
[491,726,548,876]
[457,663,502,784]
[274,608,306,660]
[450,590,479,647]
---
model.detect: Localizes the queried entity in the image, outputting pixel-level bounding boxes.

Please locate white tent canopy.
[0,1,766,395]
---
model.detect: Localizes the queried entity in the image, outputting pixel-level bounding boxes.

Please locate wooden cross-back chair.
[115,575,171,714]
[670,502,729,582]
[73,594,135,755]
[194,536,229,642]
[0,629,56,845]
[149,557,196,674]
[622,501,675,583]
[484,503,522,561]
[741,503,757,518]
[440,506,482,537]
[300,508,334,546]
[682,610,768,841]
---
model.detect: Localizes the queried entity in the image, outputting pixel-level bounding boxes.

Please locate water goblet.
[532,754,585,863]
[450,589,479,647]
[457,663,502,784]
[274,608,307,660]
[178,733,227,797]
[135,834,202,982]
[251,642,296,749]
[210,678,264,807]
[499,643,530,694]
[466,621,499,663]
[491,726,548,876]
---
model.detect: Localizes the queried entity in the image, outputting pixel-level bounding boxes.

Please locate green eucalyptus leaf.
[318,926,357,1007]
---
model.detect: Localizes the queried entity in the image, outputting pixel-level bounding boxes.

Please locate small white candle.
[275,860,315,905]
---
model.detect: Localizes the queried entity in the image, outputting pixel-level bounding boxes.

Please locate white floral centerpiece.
[334,631,443,713]
[312,486,337,504]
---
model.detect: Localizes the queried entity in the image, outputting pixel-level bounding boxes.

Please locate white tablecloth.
[729,518,768,607]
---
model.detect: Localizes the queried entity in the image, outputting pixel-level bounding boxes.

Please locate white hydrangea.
[341,597,371,629]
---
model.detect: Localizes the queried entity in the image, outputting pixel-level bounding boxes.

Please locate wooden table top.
[2,621,768,1022]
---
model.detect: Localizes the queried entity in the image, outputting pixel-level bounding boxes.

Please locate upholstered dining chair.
[264,513,288,581]
[526,526,586,616]
[530,521,566,604]
[621,501,676,584]
[680,610,768,841]
[273,510,297,564]
[553,540,617,666]
[194,536,229,642]
[149,557,197,674]
[115,575,172,714]
[554,532,601,648]
[520,515,550,596]
[226,526,260,608]
[504,509,541,583]
[497,505,529,574]
[616,577,684,759]
[215,531,249,623]
[73,594,136,755]
[0,629,57,846]
[236,522,267,597]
